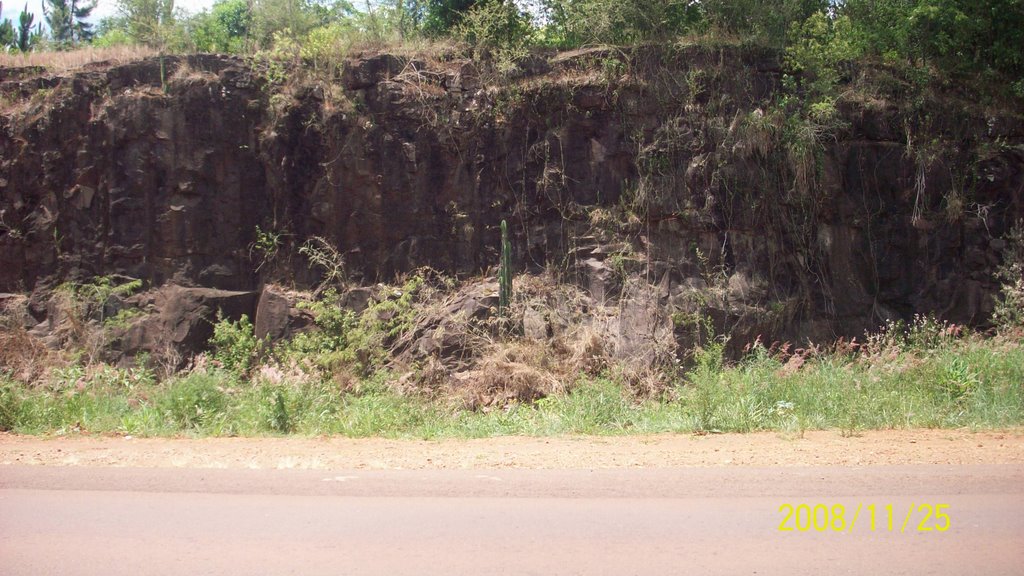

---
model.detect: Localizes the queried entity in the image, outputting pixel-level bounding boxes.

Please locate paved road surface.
[1,464,1022,575]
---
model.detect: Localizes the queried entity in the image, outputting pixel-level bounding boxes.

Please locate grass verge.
[1,335,1020,438]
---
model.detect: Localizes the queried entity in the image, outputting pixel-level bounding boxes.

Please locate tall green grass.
[1,336,1021,438]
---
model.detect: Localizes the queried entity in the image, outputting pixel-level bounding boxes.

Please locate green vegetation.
[210,313,260,377]
[1,0,1017,102]
[2,264,1022,438]
[1,2,1020,440]
[0,1,41,52]
[42,0,95,46]
[994,223,1024,332]
[56,276,143,324]
[1,324,1020,438]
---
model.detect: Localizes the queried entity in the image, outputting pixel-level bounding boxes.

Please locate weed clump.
[156,371,230,431]
[0,382,22,431]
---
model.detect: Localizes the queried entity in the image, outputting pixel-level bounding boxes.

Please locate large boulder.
[254,285,314,343]
[116,285,258,366]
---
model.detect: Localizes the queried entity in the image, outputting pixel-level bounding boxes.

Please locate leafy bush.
[282,276,425,376]
[286,289,357,357]
[251,384,294,433]
[330,275,423,374]
[709,0,827,38]
[210,313,259,376]
[993,223,1024,332]
[784,11,856,101]
[254,30,301,85]
[92,28,135,48]
[300,23,356,74]
[456,0,533,73]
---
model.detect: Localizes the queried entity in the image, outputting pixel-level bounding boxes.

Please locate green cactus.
[499,219,512,316]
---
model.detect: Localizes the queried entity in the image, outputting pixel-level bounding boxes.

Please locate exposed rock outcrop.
[1,48,1021,361]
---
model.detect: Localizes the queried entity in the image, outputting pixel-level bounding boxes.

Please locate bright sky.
[1,0,217,25]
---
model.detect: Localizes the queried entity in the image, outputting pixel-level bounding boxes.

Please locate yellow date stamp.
[778,503,951,533]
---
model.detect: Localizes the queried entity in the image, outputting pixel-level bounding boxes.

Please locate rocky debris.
[380,274,687,405]
[607,283,675,364]
[449,342,564,410]
[522,306,549,340]
[341,54,405,90]
[0,293,56,382]
[0,293,32,329]
[0,66,47,82]
[550,46,621,72]
[337,286,378,313]
[444,61,480,95]
[391,280,499,371]
[580,258,619,303]
[0,329,56,384]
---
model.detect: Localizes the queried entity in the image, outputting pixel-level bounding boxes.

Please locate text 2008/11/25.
[778,503,951,533]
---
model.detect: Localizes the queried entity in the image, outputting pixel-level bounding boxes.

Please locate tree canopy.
[43,0,95,46]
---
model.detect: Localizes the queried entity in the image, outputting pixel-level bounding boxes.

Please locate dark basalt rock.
[113,285,258,365]
[0,48,1021,354]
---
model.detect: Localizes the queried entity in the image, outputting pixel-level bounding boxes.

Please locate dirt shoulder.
[1,429,1022,470]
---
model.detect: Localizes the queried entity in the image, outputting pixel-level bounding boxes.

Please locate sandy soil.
[1,429,1022,470]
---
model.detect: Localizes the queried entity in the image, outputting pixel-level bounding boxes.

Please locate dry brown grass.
[0,45,158,74]
[450,340,565,410]
[405,272,678,409]
[0,294,73,384]
[168,61,219,85]
[346,37,467,67]
[0,327,60,384]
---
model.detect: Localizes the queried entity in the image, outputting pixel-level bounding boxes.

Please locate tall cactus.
[499,219,512,316]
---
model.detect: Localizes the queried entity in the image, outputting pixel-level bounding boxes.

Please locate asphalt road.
[1,464,1022,575]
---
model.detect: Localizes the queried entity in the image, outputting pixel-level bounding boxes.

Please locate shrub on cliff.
[994,223,1024,333]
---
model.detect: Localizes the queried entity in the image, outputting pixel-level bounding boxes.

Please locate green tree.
[92,16,133,46]
[16,3,37,51]
[0,17,14,49]
[250,0,356,47]
[837,0,1024,78]
[422,0,479,36]
[703,0,829,45]
[392,0,427,38]
[42,0,95,46]
[907,0,1023,77]
[116,0,176,46]
[189,0,253,52]
[356,0,422,41]
[539,0,703,46]
[252,0,315,44]
[457,0,532,49]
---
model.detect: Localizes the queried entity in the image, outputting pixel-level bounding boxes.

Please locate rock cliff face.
[0,55,267,292]
[1,48,1021,348]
